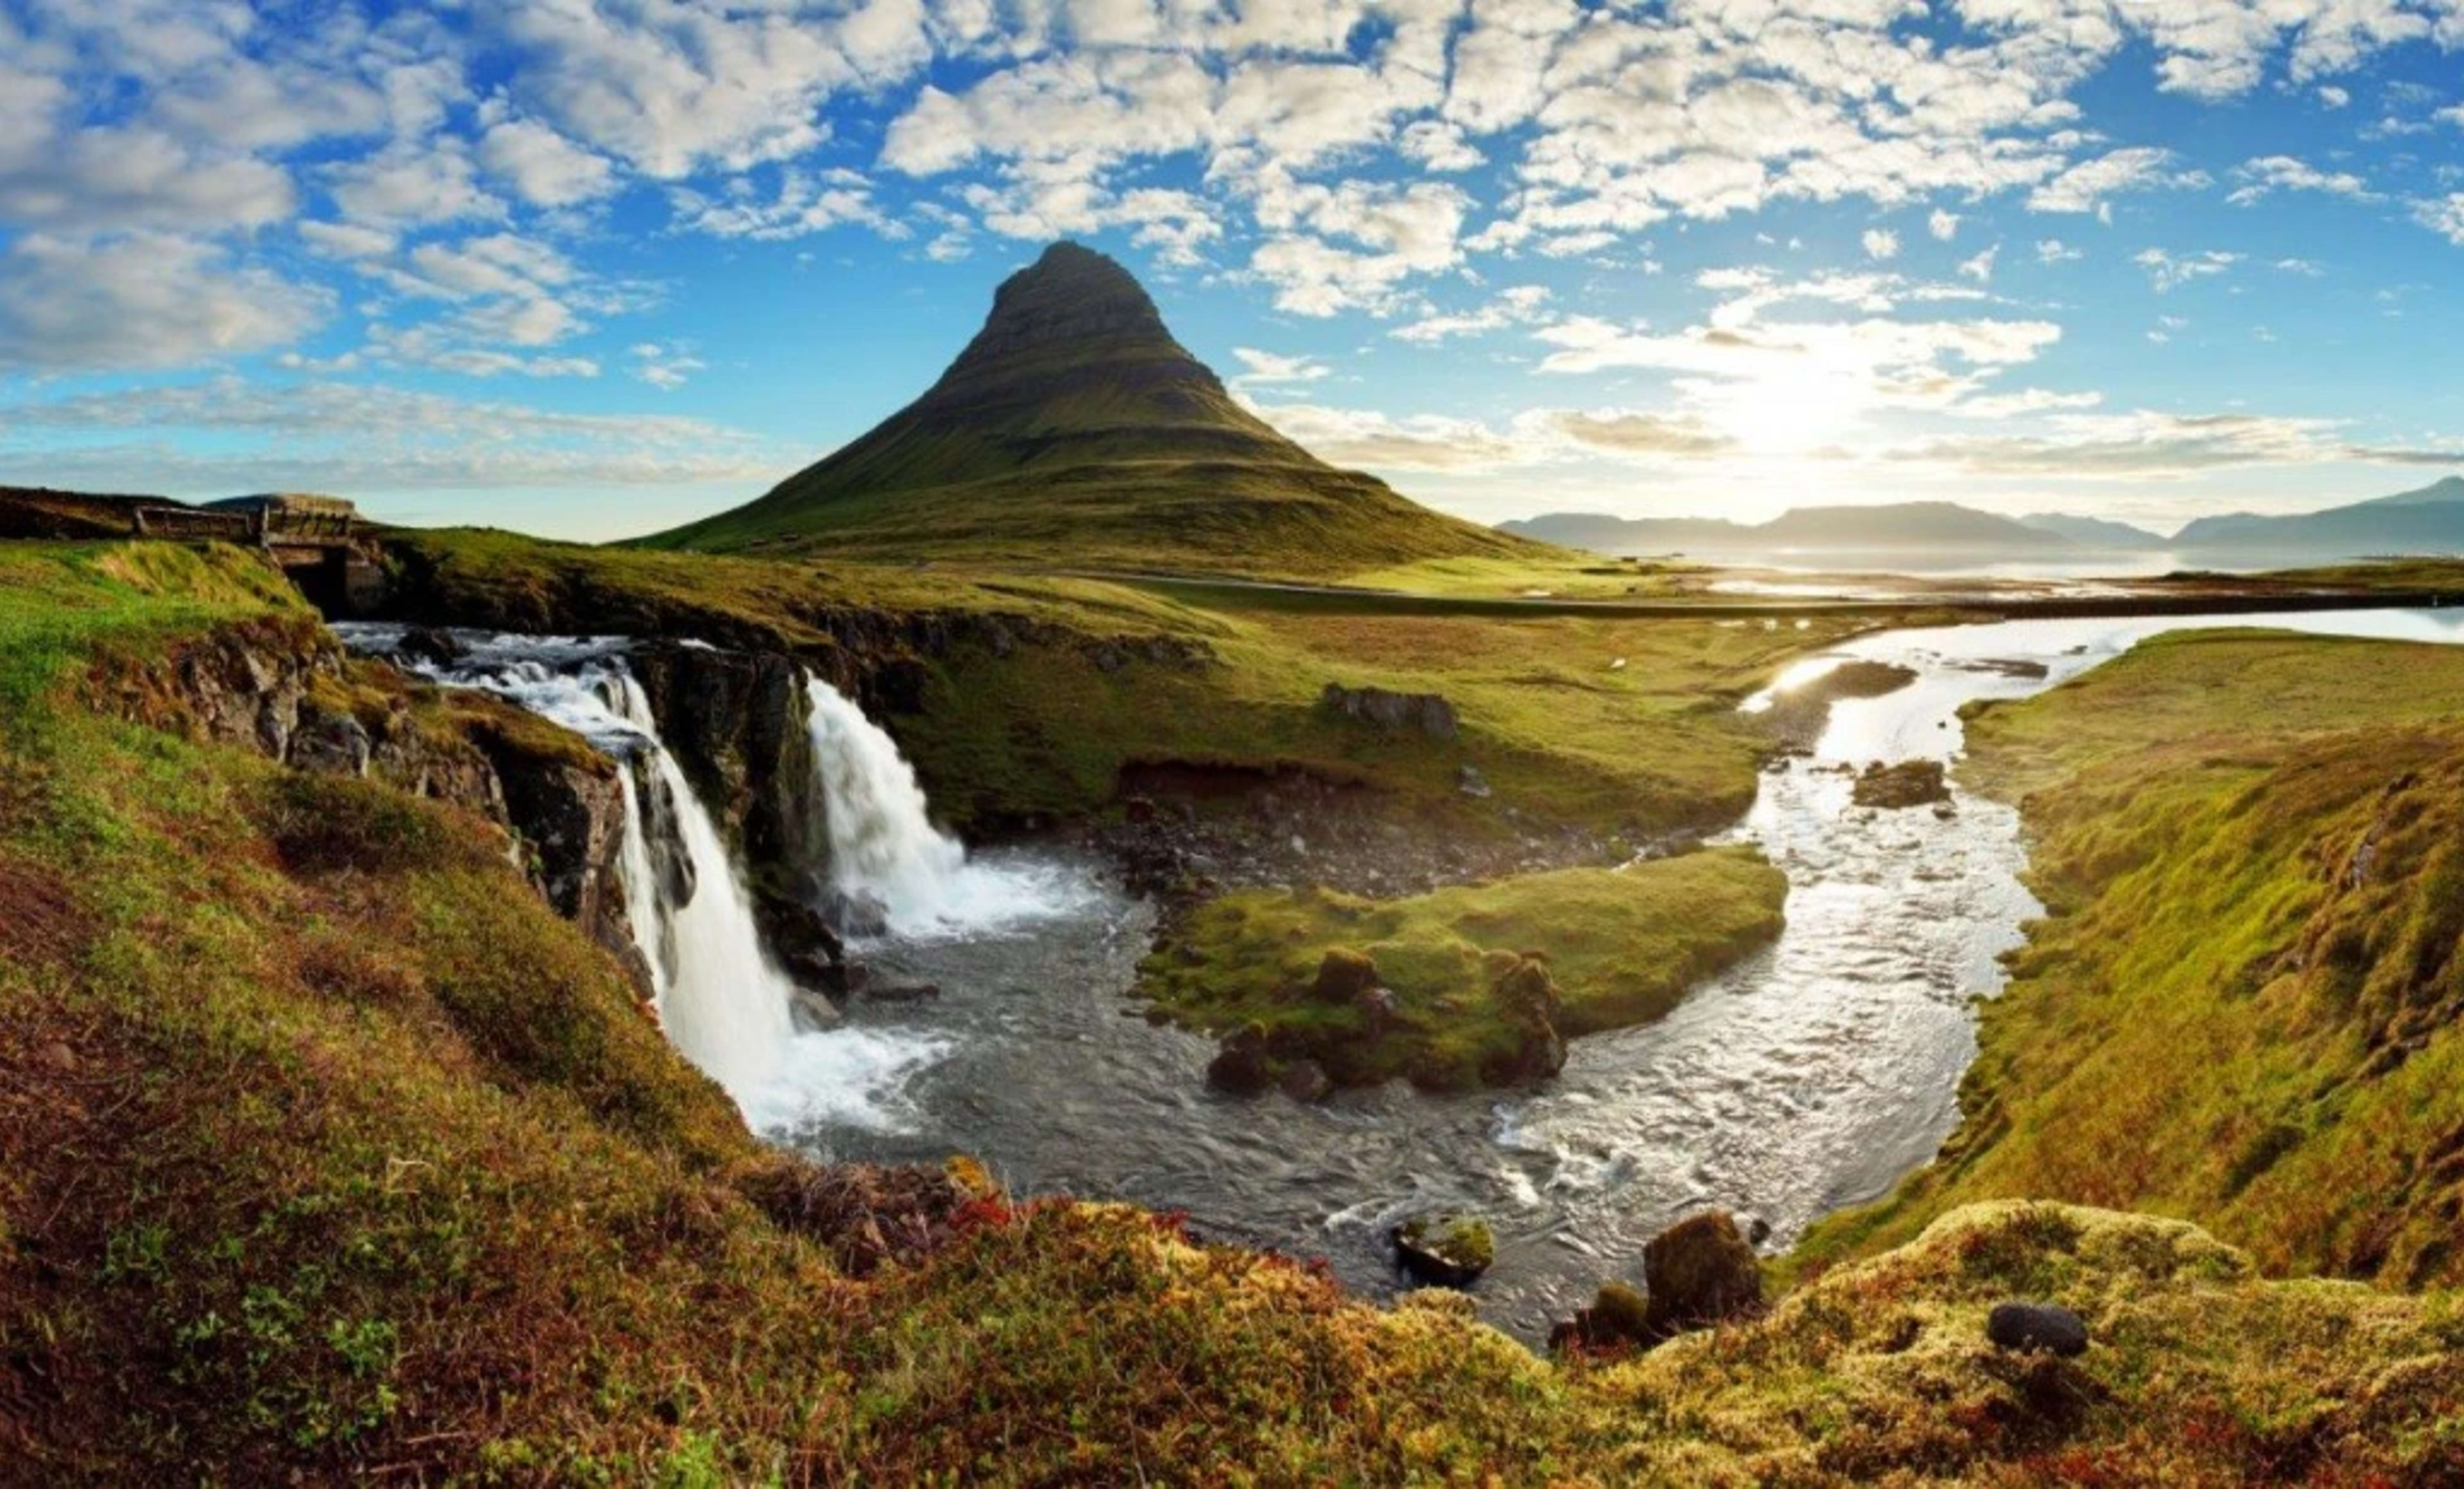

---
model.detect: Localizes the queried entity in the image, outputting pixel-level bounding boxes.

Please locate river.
[347,608,2464,1344]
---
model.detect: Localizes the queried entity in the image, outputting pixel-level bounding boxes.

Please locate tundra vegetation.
[4,543,2462,1483]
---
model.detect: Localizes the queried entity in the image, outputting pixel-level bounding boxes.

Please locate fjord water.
[347,609,2464,1342]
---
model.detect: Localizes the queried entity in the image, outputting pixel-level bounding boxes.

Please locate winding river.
[353,606,2464,1343]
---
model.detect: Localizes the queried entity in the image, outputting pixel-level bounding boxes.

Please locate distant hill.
[1502,500,2068,555]
[637,243,1545,576]
[2019,512,2166,549]
[2172,475,2464,554]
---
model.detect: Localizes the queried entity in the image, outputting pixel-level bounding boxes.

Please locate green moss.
[8,550,2464,1485]
[1140,848,1788,1089]
[1799,629,2464,1291]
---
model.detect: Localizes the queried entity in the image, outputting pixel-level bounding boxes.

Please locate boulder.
[290,704,372,777]
[1206,1024,1273,1096]
[1278,1059,1333,1103]
[1457,763,1492,798]
[1312,947,1380,1003]
[1641,1211,1765,1338]
[397,626,467,667]
[1319,683,1459,741]
[1987,1301,2091,1358]
[1392,1214,1494,1288]
[1550,1280,1652,1355]
[1852,758,1951,810]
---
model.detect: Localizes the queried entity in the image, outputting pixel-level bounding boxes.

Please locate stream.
[346,607,2464,1343]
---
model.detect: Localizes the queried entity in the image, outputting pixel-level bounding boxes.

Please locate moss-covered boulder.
[1642,1211,1765,1338]
[1392,1214,1495,1288]
[1310,946,1379,1003]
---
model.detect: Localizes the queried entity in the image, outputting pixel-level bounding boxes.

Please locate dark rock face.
[1205,1025,1273,1096]
[629,641,817,874]
[397,625,467,667]
[1319,683,1459,741]
[1987,1301,2091,1357]
[1852,758,1951,810]
[1640,1211,1765,1338]
[289,701,373,776]
[1278,1059,1333,1103]
[1392,1214,1494,1288]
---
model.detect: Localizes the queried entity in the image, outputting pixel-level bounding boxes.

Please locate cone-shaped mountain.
[641,242,1542,575]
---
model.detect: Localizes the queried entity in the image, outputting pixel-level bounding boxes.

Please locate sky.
[3,0,2463,543]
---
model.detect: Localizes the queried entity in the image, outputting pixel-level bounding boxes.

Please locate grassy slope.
[383,529,1848,841]
[1142,849,1787,1088]
[4,551,2462,1481]
[1801,629,2464,1290]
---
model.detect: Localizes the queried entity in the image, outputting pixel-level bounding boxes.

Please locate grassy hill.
[636,244,1548,577]
[1801,628,2464,1293]
[3,545,2461,1481]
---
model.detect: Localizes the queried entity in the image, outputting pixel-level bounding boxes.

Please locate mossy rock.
[1392,1214,1495,1288]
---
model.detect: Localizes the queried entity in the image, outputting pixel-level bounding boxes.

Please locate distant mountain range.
[1502,477,2464,563]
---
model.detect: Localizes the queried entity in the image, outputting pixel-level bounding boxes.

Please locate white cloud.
[2225,155,2375,206]
[2035,237,2084,263]
[1929,210,1962,241]
[1390,285,1554,344]
[0,234,330,372]
[1862,228,1901,260]
[2417,194,2464,245]
[2027,148,2203,214]
[1958,244,1999,282]
[1,379,787,491]
[2134,247,2242,291]
[477,118,618,208]
[1228,347,1331,387]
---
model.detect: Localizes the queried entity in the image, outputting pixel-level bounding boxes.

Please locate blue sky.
[2,0,2461,541]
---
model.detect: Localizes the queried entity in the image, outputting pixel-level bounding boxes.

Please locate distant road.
[1060,568,2464,622]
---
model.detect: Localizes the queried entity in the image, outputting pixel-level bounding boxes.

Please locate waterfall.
[332,625,947,1131]
[605,674,800,1103]
[803,674,1100,940]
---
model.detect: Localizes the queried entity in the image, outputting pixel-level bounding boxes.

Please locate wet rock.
[753,892,848,989]
[1206,1024,1273,1096]
[1550,1280,1651,1354]
[1457,763,1492,798]
[822,886,891,939]
[1641,1211,1765,1338]
[1278,1059,1333,1103]
[1987,1300,2091,1358]
[1852,758,1951,810]
[790,989,840,1031]
[1312,947,1380,1004]
[1319,683,1459,741]
[397,625,467,667]
[1392,1214,1494,1288]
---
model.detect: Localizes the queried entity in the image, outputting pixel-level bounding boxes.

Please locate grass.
[6,550,2464,1482]
[383,527,1858,841]
[1799,629,2464,1291]
[1140,849,1787,1090]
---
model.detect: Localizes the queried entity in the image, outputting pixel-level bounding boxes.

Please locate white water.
[330,626,950,1131]
[803,674,1101,940]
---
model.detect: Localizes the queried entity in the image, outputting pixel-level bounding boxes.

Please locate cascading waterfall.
[332,625,947,1130]
[604,674,800,1104]
[802,674,1099,939]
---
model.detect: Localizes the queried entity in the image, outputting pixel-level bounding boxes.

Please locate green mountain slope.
[638,243,1544,576]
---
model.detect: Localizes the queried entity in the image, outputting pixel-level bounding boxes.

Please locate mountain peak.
[635,242,1541,575]
[947,241,1191,380]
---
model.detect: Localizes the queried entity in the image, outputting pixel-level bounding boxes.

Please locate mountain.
[2019,512,2166,549]
[639,243,1544,576]
[1501,500,2069,555]
[2173,475,2464,553]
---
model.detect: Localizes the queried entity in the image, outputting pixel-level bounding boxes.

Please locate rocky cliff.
[80,613,651,994]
